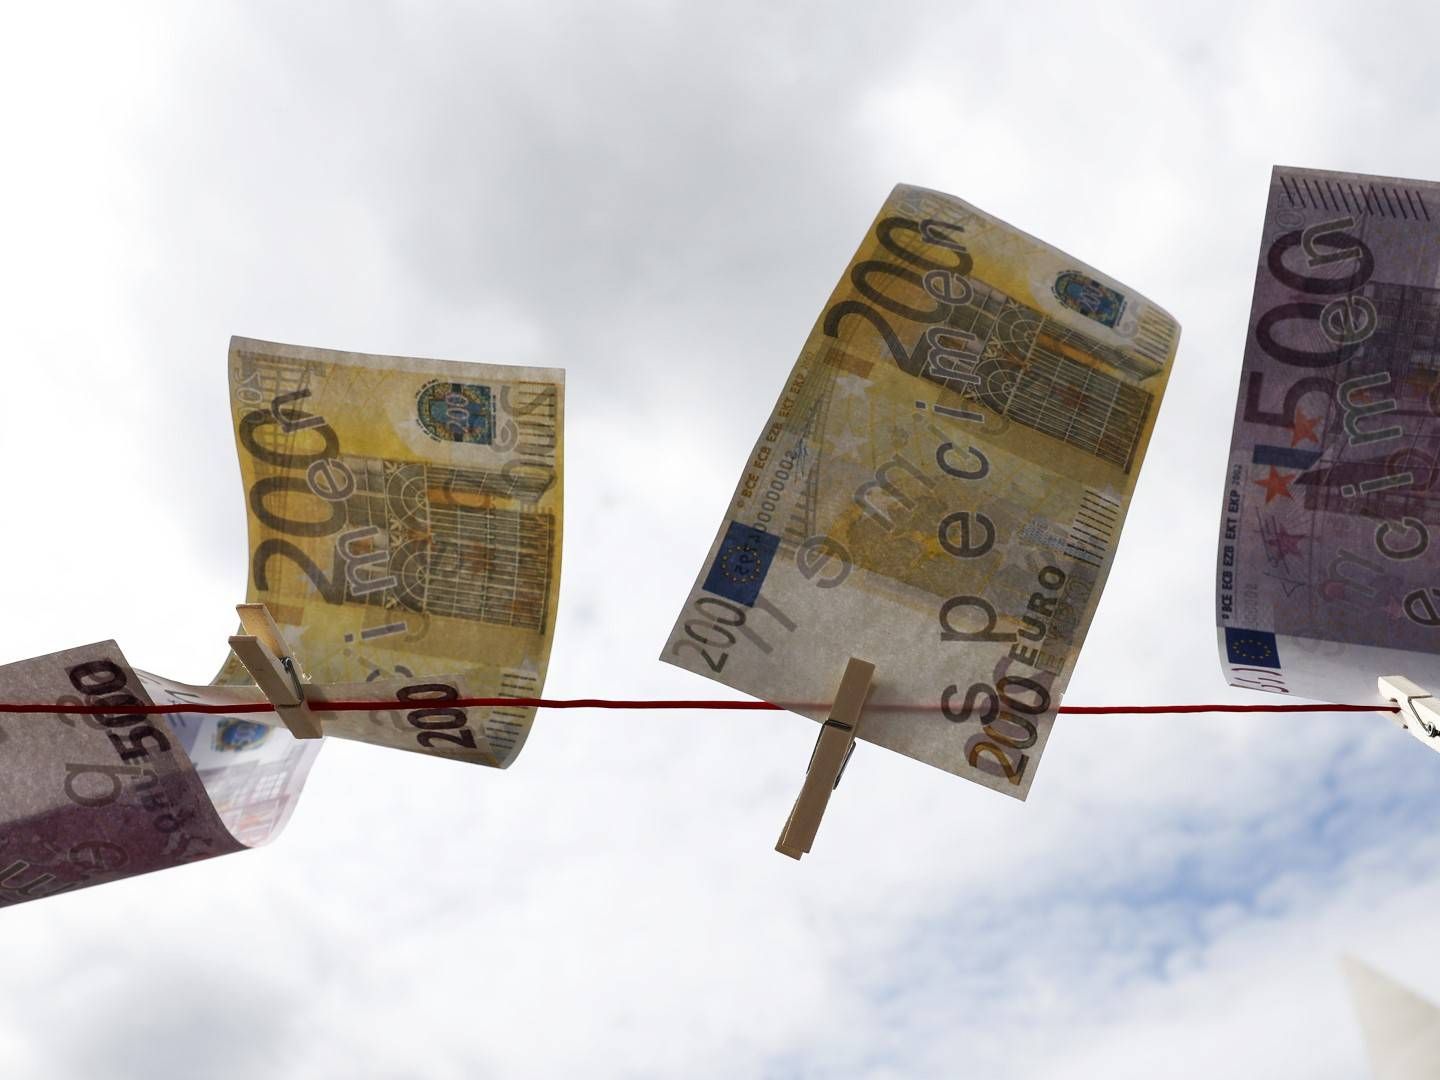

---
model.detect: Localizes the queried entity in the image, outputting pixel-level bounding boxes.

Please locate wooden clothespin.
[228,603,323,740]
[1379,675,1440,749]
[776,657,874,860]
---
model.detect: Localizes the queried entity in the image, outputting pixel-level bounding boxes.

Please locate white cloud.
[3,1,1440,1076]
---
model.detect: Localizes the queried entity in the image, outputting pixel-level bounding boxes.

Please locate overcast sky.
[3,2,1440,1076]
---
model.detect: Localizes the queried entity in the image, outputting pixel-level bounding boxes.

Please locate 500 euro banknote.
[663,184,1179,798]
[0,641,518,908]
[1218,166,1440,703]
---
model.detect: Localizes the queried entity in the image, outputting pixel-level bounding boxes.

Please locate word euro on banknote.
[217,337,564,768]
[1218,166,1440,704]
[663,185,1179,798]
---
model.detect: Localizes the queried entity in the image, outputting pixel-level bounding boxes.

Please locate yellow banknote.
[216,337,564,768]
[662,185,1178,798]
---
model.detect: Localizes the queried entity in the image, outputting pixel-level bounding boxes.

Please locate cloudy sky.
[3,1,1440,1076]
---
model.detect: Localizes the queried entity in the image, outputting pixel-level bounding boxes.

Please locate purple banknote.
[0,643,244,907]
[1218,166,1440,703]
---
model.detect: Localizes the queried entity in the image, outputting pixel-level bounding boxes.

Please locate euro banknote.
[1218,167,1440,704]
[0,641,517,908]
[662,184,1180,798]
[0,642,244,907]
[216,337,565,768]
[0,338,565,906]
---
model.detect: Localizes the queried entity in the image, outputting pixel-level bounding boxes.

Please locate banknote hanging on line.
[1217,166,1440,704]
[0,338,564,907]
[663,184,1181,798]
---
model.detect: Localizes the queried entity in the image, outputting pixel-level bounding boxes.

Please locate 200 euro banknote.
[664,185,1179,798]
[218,337,564,768]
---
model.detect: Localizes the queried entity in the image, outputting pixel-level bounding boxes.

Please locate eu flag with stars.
[702,522,780,607]
[1225,627,1281,669]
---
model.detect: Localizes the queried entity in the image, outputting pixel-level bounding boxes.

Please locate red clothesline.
[0,697,1400,716]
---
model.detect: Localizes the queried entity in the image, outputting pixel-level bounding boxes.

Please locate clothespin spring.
[1379,675,1440,745]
